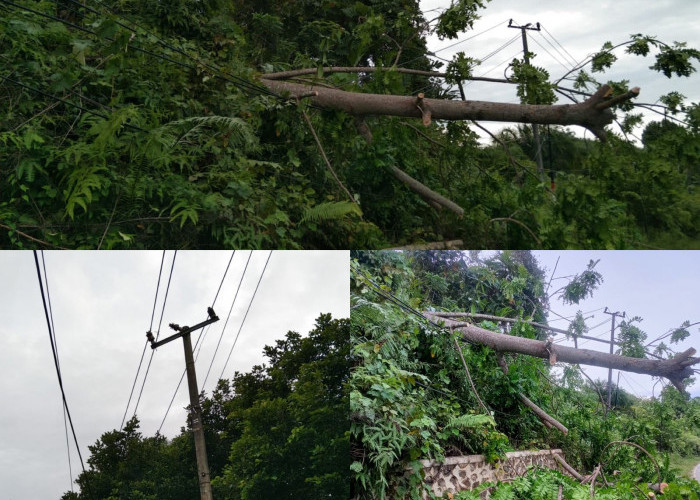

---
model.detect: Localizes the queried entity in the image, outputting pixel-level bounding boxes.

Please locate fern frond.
[301,201,362,224]
[156,116,257,150]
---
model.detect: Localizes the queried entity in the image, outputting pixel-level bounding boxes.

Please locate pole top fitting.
[207,307,218,321]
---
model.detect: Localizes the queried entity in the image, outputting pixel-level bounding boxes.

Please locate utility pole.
[147,307,219,500]
[508,19,545,181]
[603,307,625,416]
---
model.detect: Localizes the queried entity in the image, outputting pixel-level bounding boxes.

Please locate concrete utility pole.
[603,307,625,416]
[147,307,219,500]
[508,19,545,181]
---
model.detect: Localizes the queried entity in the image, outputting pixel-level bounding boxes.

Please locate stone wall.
[418,449,569,498]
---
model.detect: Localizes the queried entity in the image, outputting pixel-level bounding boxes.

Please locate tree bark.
[432,311,620,347]
[260,79,639,141]
[423,312,698,391]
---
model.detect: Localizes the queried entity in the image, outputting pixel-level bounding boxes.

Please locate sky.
[530,251,700,399]
[0,250,349,500]
[420,0,700,141]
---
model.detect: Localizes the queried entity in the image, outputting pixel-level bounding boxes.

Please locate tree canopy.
[1,0,699,248]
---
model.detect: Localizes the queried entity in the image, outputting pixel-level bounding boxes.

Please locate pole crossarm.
[423,312,699,392]
[148,307,219,349]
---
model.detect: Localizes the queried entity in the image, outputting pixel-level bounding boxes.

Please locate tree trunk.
[260,79,639,141]
[423,312,698,392]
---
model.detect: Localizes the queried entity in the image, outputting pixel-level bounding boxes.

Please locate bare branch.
[300,108,358,207]
[497,354,569,435]
[490,217,542,247]
[390,166,464,216]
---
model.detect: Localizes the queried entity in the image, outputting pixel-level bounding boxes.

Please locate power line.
[202,251,252,390]
[540,24,578,68]
[0,0,281,107]
[32,250,86,474]
[0,74,147,133]
[120,250,166,431]
[39,252,74,491]
[67,0,280,98]
[217,251,273,381]
[530,34,573,74]
[157,251,240,434]
[132,250,177,419]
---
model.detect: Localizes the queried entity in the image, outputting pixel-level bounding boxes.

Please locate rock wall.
[418,449,568,498]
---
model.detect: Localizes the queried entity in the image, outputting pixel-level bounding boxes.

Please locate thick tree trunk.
[260,78,639,140]
[423,312,698,391]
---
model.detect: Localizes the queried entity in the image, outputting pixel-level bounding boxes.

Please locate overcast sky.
[420,0,700,141]
[530,251,699,399]
[0,250,349,500]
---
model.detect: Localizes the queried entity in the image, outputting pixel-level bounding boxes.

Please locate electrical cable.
[201,251,252,390]
[217,251,273,381]
[156,251,239,434]
[530,34,573,74]
[39,252,74,491]
[400,18,508,68]
[32,250,86,474]
[540,25,578,68]
[65,0,281,98]
[119,250,165,431]
[0,74,147,133]
[132,250,177,419]
[0,0,281,104]
[463,48,523,89]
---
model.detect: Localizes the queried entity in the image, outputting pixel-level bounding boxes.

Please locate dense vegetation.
[60,314,350,500]
[350,250,700,499]
[1,0,699,249]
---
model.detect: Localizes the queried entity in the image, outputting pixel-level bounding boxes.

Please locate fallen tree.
[261,75,639,141]
[423,311,698,392]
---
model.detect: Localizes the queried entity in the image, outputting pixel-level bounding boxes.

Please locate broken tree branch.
[261,78,640,140]
[300,108,358,207]
[454,332,491,415]
[554,454,585,481]
[497,354,569,435]
[390,166,464,216]
[423,312,699,392]
[351,114,465,216]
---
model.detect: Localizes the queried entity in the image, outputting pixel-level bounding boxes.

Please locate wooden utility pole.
[508,19,545,180]
[147,307,219,500]
[603,307,625,415]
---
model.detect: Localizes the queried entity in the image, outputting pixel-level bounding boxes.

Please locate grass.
[668,453,700,479]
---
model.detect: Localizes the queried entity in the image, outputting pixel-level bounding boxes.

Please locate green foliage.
[510,54,556,105]
[445,52,478,84]
[451,467,700,500]
[561,260,603,305]
[617,317,647,358]
[1,1,698,248]
[435,0,489,40]
[351,251,700,499]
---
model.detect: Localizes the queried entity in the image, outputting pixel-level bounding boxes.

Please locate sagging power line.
[33,251,86,475]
